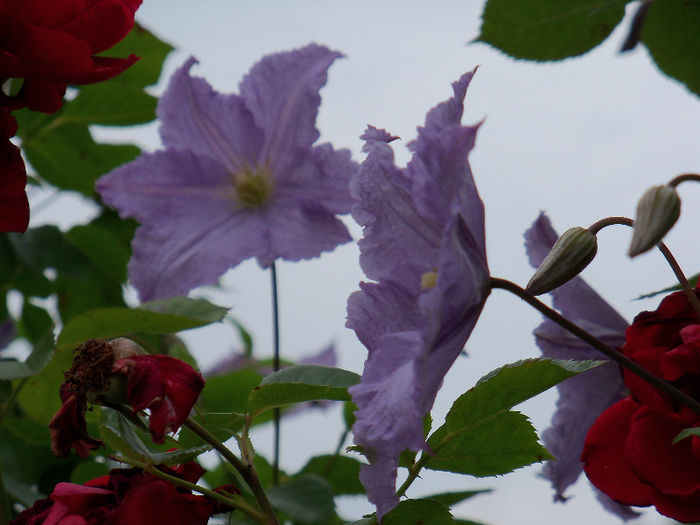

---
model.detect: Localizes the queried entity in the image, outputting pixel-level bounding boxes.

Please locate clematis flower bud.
[526,226,598,296]
[628,185,681,257]
[49,338,204,457]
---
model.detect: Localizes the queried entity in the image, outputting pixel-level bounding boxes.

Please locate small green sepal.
[526,226,597,295]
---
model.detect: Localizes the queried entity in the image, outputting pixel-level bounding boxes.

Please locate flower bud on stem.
[589,217,700,319]
[490,277,700,415]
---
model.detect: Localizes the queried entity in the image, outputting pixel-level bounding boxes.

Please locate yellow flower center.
[234,169,272,208]
[420,270,438,290]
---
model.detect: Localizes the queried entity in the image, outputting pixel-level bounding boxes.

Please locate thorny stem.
[587,216,700,318]
[270,262,281,486]
[668,172,700,188]
[490,277,700,415]
[183,417,279,525]
[114,456,267,524]
[395,455,431,500]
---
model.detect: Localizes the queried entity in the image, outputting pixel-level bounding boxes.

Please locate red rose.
[11,463,236,525]
[50,339,205,457]
[582,290,700,523]
[0,0,142,233]
[0,0,142,100]
[0,111,28,232]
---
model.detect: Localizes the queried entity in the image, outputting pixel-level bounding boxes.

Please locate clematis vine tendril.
[490,277,700,415]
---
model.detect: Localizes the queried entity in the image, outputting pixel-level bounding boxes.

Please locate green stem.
[270,262,281,485]
[0,461,10,525]
[183,418,279,524]
[0,377,28,430]
[395,455,431,500]
[490,277,700,414]
[115,456,266,523]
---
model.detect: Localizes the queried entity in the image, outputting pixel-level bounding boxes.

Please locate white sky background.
[30,1,700,524]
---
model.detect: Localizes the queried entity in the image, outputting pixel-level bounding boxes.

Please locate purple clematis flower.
[97,44,357,300]
[525,212,638,520]
[347,70,490,519]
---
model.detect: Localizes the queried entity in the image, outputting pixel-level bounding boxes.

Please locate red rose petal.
[113,355,204,443]
[582,397,656,506]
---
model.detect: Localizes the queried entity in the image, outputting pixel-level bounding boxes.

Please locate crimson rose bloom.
[0,0,141,233]
[50,339,205,457]
[582,290,700,523]
[11,463,235,525]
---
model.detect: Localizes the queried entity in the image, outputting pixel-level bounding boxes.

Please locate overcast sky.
[31,1,699,523]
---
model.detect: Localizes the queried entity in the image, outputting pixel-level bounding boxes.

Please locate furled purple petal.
[351,126,439,285]
[97,150,271,300]
[239,44,343,176]
[348,72,489,519]
[525,213,633,519]
[158,57,264,175]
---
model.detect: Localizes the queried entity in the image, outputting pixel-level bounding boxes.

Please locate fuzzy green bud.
[628,185,681,257]
[526,227,598,296]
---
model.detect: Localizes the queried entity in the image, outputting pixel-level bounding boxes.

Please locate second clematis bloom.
[346,70,490,518]
[49,339,204,457]
[97,44,357,300]
[524,213,638,520]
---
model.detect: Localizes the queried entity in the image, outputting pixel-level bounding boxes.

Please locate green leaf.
[70,460,111,484]
[641,0,700,97]
[300,455,364,495]
[19,302,53,344]
[199,369,263,414]
[62,83,158,126]
[673,426,700,445]
[427,410,552,475]
[476,0,628,60]
[21,123,140,196]
[57,296,228,349]
[266,474,335,524]
[636,273,698,299]
[248,365,360,418]
[424,359,599,476]
[0,329,54,379]
[178,412,245,449]
[382,499,454,525]
[99,417,155,464]
[64,224,129,282]
[150,445,211,466]
[423,489,492,507]
[104,23,174,87]
[453,359,602,426]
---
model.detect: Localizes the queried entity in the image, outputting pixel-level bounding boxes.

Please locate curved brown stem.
[490,277,700,415]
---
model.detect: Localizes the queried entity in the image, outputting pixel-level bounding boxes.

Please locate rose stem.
[116,456,269,524]
[270,262,281,486]
[588,216,700,318]
[183,417,279,524]
[490,277,700,414]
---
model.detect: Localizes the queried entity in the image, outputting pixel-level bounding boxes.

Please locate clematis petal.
[239,44,343,176]
[260,194,351,266]
[113,355,204,443]
[97,149,270,300]
[525,212,630,510]
[348,72,489,518]
[158,57,264,174]
[351,126,438,285]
